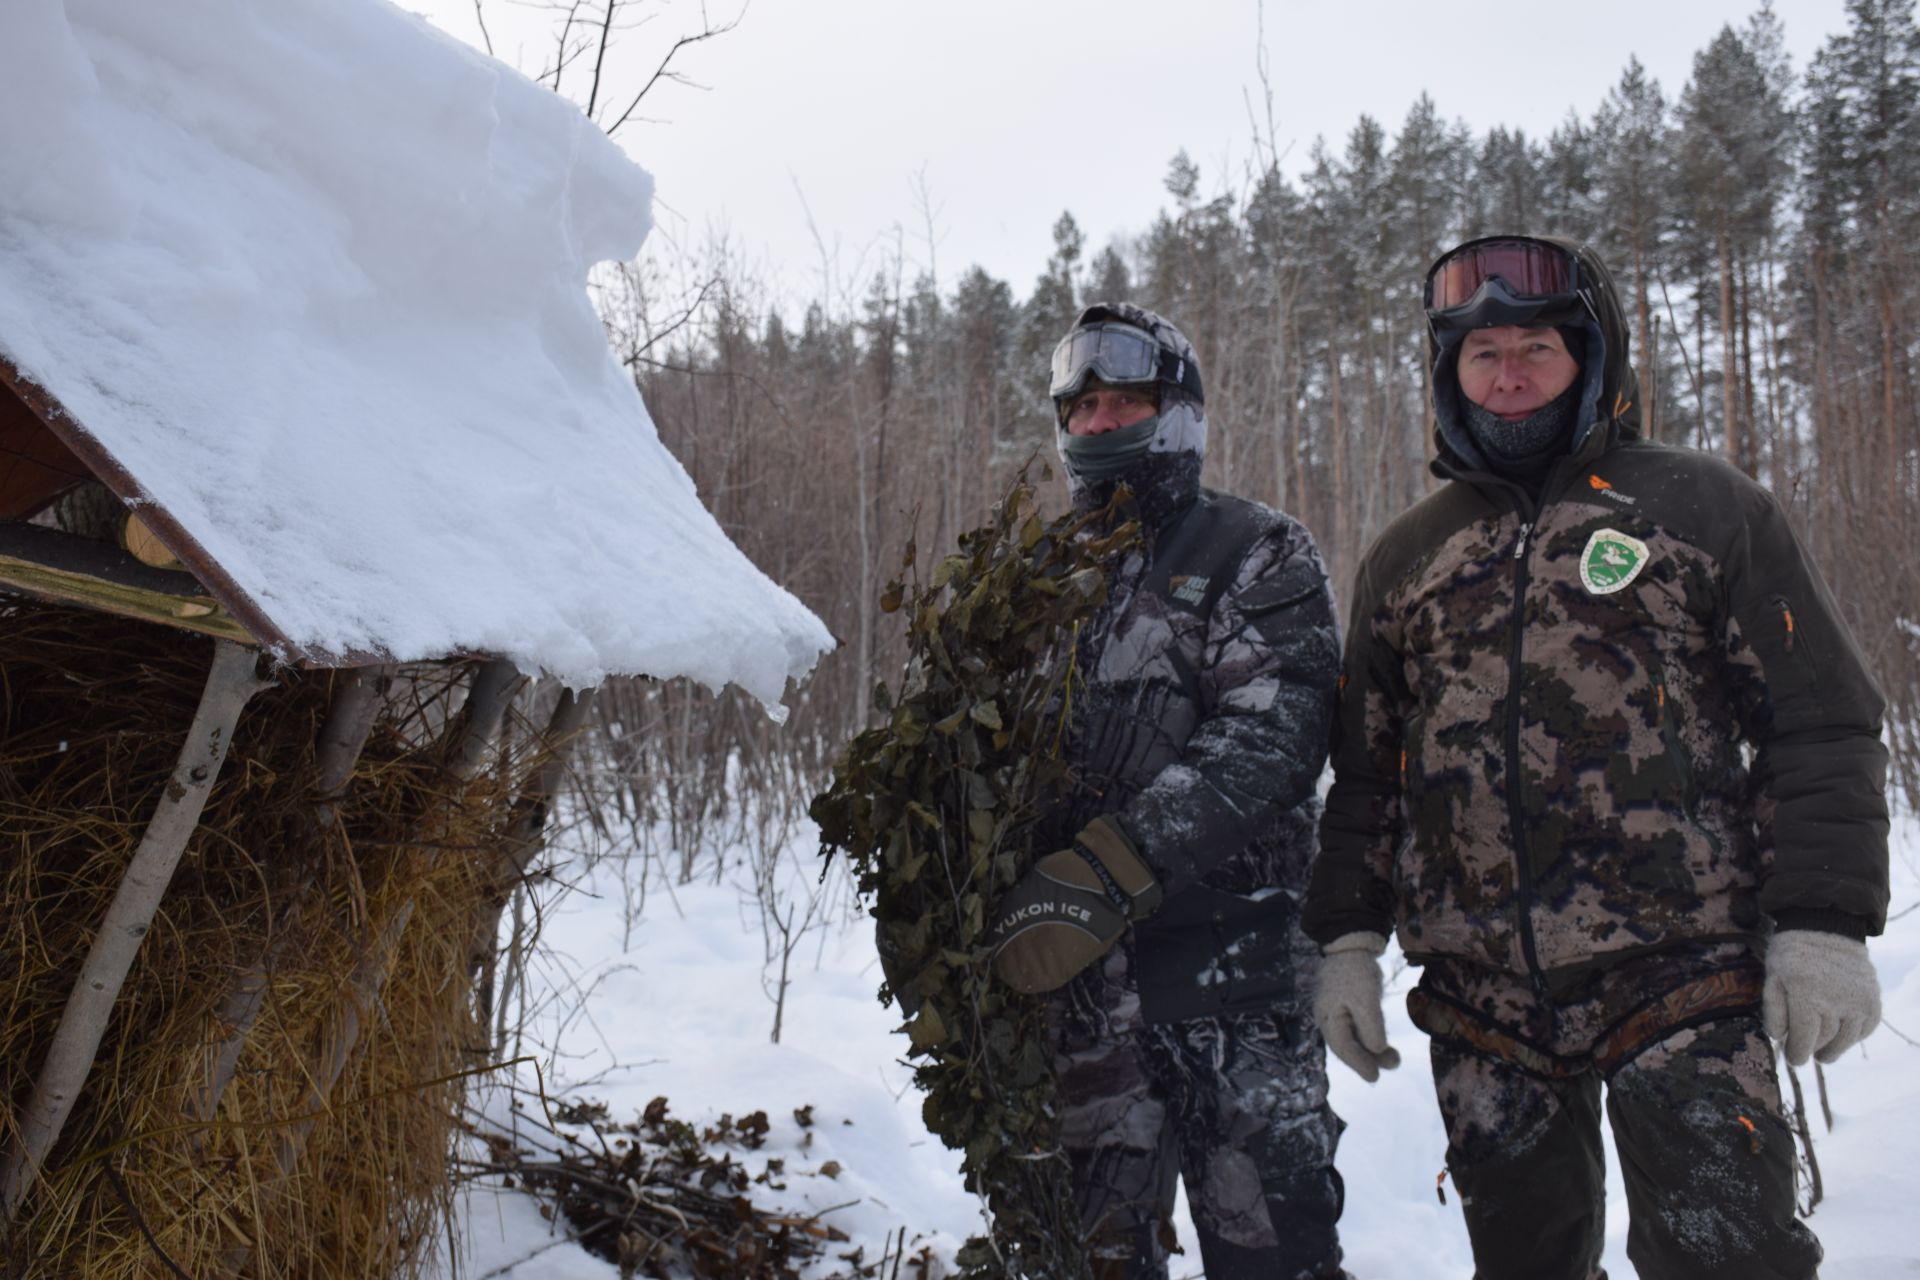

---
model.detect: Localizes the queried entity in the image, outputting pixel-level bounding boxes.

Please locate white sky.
[419,0,1854,305]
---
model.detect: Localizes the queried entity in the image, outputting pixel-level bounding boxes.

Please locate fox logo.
[1588,473,1638,505]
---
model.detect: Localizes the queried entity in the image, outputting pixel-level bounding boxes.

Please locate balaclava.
[1052,303,1207,528]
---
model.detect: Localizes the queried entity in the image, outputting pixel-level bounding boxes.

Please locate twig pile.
[469,1094,932,1279]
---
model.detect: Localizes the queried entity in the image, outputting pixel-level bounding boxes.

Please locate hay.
[0,598,539,1277]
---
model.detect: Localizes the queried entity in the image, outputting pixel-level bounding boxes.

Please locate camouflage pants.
[1049,942,1346,1280]
[1417,946,1822,1280]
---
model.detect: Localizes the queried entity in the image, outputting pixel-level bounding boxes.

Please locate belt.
[1406,965,1764,1079]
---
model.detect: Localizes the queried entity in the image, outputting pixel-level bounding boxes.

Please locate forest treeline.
[570,0,1920,877]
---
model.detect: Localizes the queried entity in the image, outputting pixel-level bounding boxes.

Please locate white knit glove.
[1313,931,1401,1083]
[1763,930,1881,1066]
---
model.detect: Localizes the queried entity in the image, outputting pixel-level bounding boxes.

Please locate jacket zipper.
[1505,518,1549,992]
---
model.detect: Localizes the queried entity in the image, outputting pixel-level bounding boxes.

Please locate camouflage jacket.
[1302,424,1891,990]
[1051,449,1341,1023]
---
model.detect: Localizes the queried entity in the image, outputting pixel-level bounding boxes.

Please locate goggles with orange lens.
[1424,237,1594,336]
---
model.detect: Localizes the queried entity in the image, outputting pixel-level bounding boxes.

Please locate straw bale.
[0,599,541,1278]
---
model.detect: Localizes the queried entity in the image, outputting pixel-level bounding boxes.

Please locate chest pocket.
[1234,560,1325,621]
[1069,497,1261,816]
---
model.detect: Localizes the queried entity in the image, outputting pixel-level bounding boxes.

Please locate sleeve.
[1300,552,1408,946]
[1720,482,1890,934]
[1114,517,1340,899]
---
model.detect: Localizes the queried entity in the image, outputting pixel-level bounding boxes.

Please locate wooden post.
[444,657,524,782]
[475,686,597,1048]
[1,640,267,1225]
[217,900,419,1280]
[190,665,392,1130]
[216,657,524,1277]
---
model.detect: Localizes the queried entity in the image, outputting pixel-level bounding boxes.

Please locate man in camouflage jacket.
[1303,235,1890,1280]
[987,303,1348,1279]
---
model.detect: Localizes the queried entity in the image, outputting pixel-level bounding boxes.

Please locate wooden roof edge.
[0,357,502,674]
[0,352,325,663]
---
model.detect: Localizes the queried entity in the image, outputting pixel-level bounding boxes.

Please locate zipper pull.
[1513,521,1533,560]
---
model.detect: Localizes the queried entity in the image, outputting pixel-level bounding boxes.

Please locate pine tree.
[1593,57,1674,439]
[1676,24,1792,474]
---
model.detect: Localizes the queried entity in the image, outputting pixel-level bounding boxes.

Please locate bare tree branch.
[472,0,494,56]
[603,4,745,138]
[584,0,616,123]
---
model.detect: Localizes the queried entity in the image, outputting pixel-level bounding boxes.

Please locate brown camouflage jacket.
[1304,243,1889,991]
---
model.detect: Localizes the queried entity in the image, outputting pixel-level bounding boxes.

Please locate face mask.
[1059,415,1159,480]
[1462,382,1582,469]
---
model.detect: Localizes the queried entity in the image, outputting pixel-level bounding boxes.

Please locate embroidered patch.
[1579,528,1650,594]
[1169,574,1210,608]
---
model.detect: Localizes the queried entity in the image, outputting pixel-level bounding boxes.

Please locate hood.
[1428,235,1642,474]
[1055,302,1207,525]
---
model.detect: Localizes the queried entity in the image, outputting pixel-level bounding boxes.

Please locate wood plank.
[0,521,259,644]
[0,354,302,658]
[0,356,452,671]
[0,382,90,518]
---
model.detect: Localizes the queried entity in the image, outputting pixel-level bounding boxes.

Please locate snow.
[0,0,829,704]
[447,858,983,1278]
[449,810,1920,1278]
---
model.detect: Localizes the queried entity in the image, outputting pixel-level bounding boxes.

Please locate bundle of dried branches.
[811,467,1139,1277]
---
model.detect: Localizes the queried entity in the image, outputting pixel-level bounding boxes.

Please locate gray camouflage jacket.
[1053,421,1340,1024]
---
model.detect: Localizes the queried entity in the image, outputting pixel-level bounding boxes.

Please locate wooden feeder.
[0,355,591,1278]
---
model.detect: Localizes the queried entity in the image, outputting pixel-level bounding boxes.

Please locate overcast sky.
[420,0,1854,304]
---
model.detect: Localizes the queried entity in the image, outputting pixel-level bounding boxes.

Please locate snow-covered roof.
[0,0,831,707]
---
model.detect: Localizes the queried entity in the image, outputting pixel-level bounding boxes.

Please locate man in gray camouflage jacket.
[987,303,1349,1280]
[1305,236,1890,1280]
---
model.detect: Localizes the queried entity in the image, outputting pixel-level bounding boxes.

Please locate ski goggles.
[1424,237,1593,331]
[1049,322,1202,403]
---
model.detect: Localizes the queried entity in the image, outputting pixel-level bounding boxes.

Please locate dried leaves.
[810,466,1137,1278]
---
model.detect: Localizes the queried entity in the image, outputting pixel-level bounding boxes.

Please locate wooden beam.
[0,356,301,660]
[442,658,524,782]
[122,513,181,569]
[189,666,394,1134]
[0,520,257,644]
[476,685,597,1049]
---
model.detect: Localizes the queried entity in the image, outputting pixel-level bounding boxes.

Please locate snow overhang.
[0,0,832,706]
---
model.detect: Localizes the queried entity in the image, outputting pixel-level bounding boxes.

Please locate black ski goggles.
[1049,322,1202,403]
[1424,237,1593,333]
